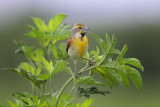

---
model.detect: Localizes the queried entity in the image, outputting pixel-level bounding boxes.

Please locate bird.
[66,23,89,75]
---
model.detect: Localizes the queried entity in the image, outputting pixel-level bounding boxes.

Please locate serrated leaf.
[76,87,110,99]
[90,33,106,53]
[96,67,119,88]
[36,67,42,76]
[12,92,33,105]
[120,58,144,71]
[32,17,46,32]
[54,23,70,36]
[52,60,67,76]
[51,43,58,59]
[101,61,126,73]
[115,44,128,61]
[14,41,35,59]
[110,49,121,55]
[100,34,117,64]
[81,99,93,107]
[57,43,69,60]
[27,25,42,42]
[125,65,143,92]
[77,76,104,86]
[106,33,111,47]
[94,46,100,61]
[35,48,44,57]
[8,68,45,88]
[38,74,50,80]
[47,14,66,32]
[52,34,70,44]
[116,69,129,88]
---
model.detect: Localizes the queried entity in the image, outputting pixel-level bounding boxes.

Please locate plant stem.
[55,64,93,107]
[55,77,73,107]
[78,64,96,74]
[64,84,76,101]
[31,83,36,95]
[50,76,52,99]
[64,96,79,107]
[39,87,49,106]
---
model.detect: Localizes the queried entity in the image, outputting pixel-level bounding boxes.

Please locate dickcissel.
[66,23,89,74]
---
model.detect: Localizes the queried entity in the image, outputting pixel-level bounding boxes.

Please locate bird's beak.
[82,27,89,33]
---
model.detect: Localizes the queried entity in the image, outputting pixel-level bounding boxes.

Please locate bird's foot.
[74,70,81,80]
[83,57,95,66]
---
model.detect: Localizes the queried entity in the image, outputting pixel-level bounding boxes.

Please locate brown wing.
[66,38,72,52]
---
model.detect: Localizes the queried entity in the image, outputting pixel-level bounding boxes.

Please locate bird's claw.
[83,57,95,66]
[74,70,81,80]
[88,60,95,66]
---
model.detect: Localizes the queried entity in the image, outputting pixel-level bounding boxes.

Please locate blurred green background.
[0,0,160,106]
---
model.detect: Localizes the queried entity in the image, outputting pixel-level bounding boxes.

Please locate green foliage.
[76,99,93,107]
[8,68,45,88]
[5,14,143,107]
[77,76,104,86]
[76,87,111,98]
[83,33,144,91]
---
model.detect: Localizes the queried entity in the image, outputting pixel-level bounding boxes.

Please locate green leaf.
[12,92,33,105]
[100,34,117,64]
[8,68,45,88]
[57,43,69,60]
[110,49,121,55]
[116,69,129,88]
[96,67,120,88]
[76,87,111,98]
[101,61,126,73]
[36,67,42,76]
[94,46,100,61]
[81,99,93,107]
[52,60,67,76]
[125,66,143,92]
[51,43,58,59]
[76,103,80,107]
[38,74,50,80]
[77,76,104,86]
[120,58,144,71]
[27,25,42,42]
[41,57,53,73]
[14,41,35,59]
[20,62,35,75]
[47,14,66,32]
[54,23,70,36]
[8,100,23,107]
[115,44,128,61]
[52,33,70,44]
[31,95,47,107]
[8,101,16,107]
[0,104,6,107]
[32,17,46,32]
[106,33,111,47]
[90,33,106,53]
[51,43,69,60]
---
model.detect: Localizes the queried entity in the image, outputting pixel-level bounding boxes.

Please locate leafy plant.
[4,14,143,107]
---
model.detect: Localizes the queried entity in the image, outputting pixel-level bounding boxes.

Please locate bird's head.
[72,23,89,37]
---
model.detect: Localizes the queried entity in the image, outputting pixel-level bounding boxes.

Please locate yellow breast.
[68,36,88,59]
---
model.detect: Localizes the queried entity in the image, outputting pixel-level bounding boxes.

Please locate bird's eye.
[78,27,82,29]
